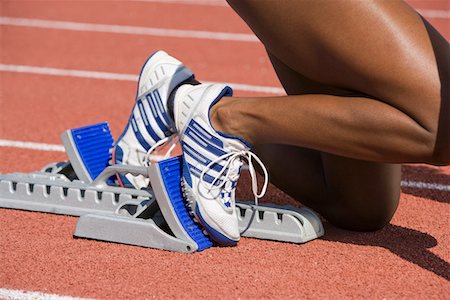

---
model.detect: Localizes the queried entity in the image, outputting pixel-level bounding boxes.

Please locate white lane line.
[0,288,91,300]
[401,180,450,192]
[0,139,65,152]
[213,82,284,95]
[134,0,450,18]
[0,139,449,192]
[0,17,258,42]
[418,9,450,19]
[135,1,450,19]
[132,0,228,6]
[0,64,137,82]
[0,9,447,47]
[0,64,286,95]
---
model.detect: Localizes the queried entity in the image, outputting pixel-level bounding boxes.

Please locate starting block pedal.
[61,122,114,183]
[0,123,324,253]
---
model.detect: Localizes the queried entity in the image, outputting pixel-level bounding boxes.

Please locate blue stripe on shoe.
[187,163,223,186]
[147,92,170,135]
[189,119,224,148]
[131,116,151,151]
[153,90,171,126]
[195,205,237,246]
[183,143,226,173]
[182,155,193,188]
[137,99,163,142]
[185,127,227,157]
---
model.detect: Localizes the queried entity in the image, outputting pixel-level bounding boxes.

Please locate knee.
[350,204,398,231]
[428,128,450,165]
[407,65,449,165]
[398,106,449,165]
[416,130,450,166]
[430,147,450,166]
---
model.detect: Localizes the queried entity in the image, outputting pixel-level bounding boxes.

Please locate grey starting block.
[0,123,324,253]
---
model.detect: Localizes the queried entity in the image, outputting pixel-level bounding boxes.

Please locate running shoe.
[173,83,268,245]
[112,50,194,188]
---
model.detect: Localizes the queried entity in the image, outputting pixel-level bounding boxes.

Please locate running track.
[0,1,449,299]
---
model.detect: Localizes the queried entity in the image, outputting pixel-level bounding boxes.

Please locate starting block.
[0,122,324,253]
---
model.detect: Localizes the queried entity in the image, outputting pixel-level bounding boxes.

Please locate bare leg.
[219,0,449,164]
[252,54,401,231]
[204,0,450,230]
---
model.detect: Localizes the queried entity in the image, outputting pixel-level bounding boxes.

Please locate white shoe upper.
[174,83,268,245]
[113,50,193,188]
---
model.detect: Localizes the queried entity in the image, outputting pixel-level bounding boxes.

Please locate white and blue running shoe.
[173,83,269,245]
[112,50,194,188]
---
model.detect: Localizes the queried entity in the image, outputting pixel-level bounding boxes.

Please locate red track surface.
[1,1,449,299]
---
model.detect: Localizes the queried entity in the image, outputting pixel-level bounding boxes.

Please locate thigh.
[253,53,402,231]
[227,0,439,100]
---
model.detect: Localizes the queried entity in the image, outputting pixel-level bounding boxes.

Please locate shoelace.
[142,134,178,167]
[199,150,269,206]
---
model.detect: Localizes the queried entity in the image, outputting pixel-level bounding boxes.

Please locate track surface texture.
[0,1,449,299]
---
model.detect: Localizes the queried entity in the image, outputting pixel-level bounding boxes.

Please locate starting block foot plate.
[75,214,197,253]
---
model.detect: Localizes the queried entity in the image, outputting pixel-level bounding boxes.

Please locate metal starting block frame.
[0,123,324,253]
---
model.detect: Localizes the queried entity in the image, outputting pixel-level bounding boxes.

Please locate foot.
[173,83,268,245]
[112,50,194,188]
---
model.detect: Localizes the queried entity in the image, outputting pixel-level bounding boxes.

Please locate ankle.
[210,98,254,145]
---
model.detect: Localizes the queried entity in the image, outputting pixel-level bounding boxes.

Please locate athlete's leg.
[221,0,449,165]
[253,54,401,231]
[212,0,450,230]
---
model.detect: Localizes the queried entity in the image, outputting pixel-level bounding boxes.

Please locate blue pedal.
[61,122,114,183]
[153,156,213,252]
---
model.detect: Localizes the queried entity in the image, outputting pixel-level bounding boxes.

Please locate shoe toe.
[196,200,240,245]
